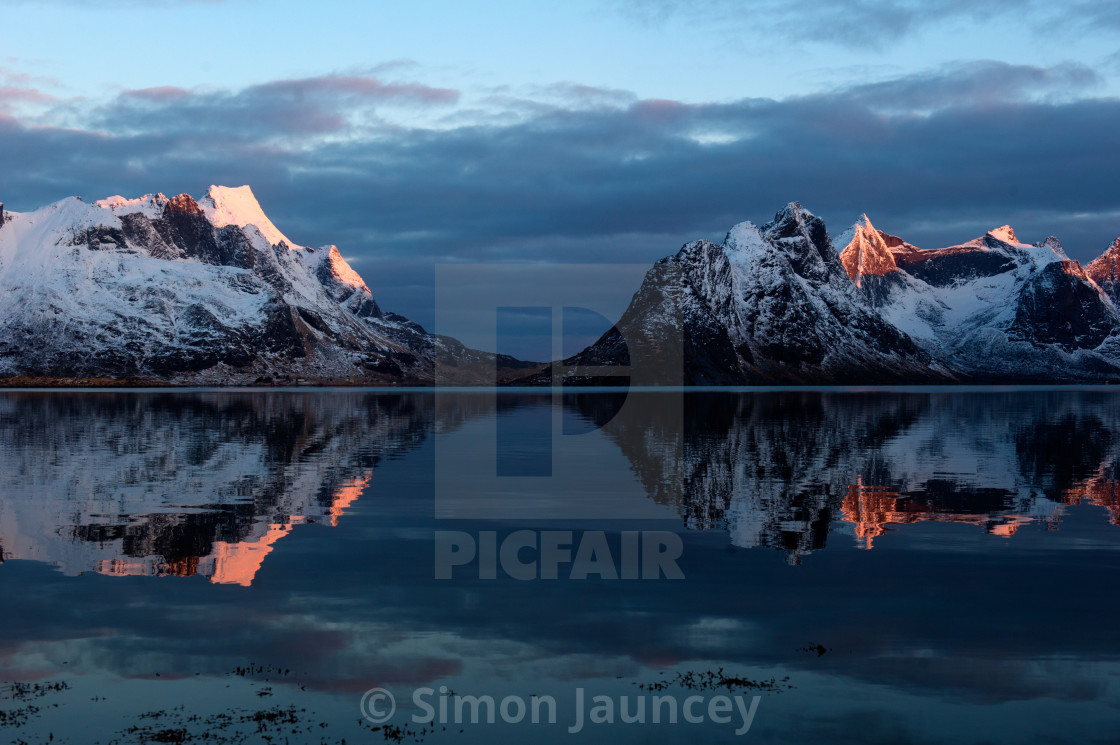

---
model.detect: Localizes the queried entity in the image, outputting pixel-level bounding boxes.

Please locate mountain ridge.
[4,188,1120,385]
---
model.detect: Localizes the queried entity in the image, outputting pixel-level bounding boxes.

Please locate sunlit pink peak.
[1101,236,1120,255]
[199,185,293,248]
[987,225,1017,243]
[834,214,880,254]
[837,213,899,284]
[1085,237,1120,283]
[322,244,369,292]
[849,213,878,239]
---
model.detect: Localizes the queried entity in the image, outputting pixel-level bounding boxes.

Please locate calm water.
[0,388,1118,744]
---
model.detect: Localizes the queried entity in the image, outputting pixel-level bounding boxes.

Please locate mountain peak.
[322,245,370,293]
[762,202,815,241]
[988,225,1017,243]
[1085,236,1120,292]
[836,213,878,247]
[773,201,814,224]
[837,214,898,287]
[723,220,766,257]
[199,185,292,248]
[1034,236,1067,259]
[166,192,203,216]
[758,202,838,283]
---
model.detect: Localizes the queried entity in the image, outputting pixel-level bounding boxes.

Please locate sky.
[2,0,1120,346]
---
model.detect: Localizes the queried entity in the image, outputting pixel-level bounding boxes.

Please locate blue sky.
[6,1,1120,104]
[2,0,1120,346]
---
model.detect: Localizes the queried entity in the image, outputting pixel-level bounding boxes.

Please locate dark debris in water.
[0,681,70,730]
[0,704,40,729]
[1,682,71,702]
[0,675,454,745]
[636,668,792,693]
[229,663,292,679]
[109,705,323,745]
[371,721,438,743]
[797,643,832,656]
[0,679,351,745]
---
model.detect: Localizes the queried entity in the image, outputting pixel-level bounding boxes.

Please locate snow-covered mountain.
[0,186,532,384]
[555,203,952,384]
[838,215,1120,381]
[554,203,1120,384]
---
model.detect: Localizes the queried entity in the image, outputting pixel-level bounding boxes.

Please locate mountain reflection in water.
[0,389,1118,582]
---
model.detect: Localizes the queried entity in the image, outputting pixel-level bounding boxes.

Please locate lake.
[0,388,1117,744]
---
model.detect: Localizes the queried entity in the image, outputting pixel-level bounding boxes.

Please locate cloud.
[249,75,459,105]
[0,66,60,89]
[120,86,192,102]
[94,73,458,141]
[531,82,640,110]
[0,66,59,114]
[838,60,1101,110]
[610,0,1029,44]
[1104,48,1120,72]
[608,0,1120,48]
[0,86,55,105]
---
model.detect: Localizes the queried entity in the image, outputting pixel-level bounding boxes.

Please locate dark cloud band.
[1,61,1117,330]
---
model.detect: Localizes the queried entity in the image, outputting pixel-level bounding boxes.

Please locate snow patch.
[94,193,168,219]
[724,221,768,264]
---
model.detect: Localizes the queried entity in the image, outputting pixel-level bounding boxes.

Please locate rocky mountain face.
[0,186,534,385]
[556,204,951,384]
[557,205,1120,384]
[1086,238,1120,303]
